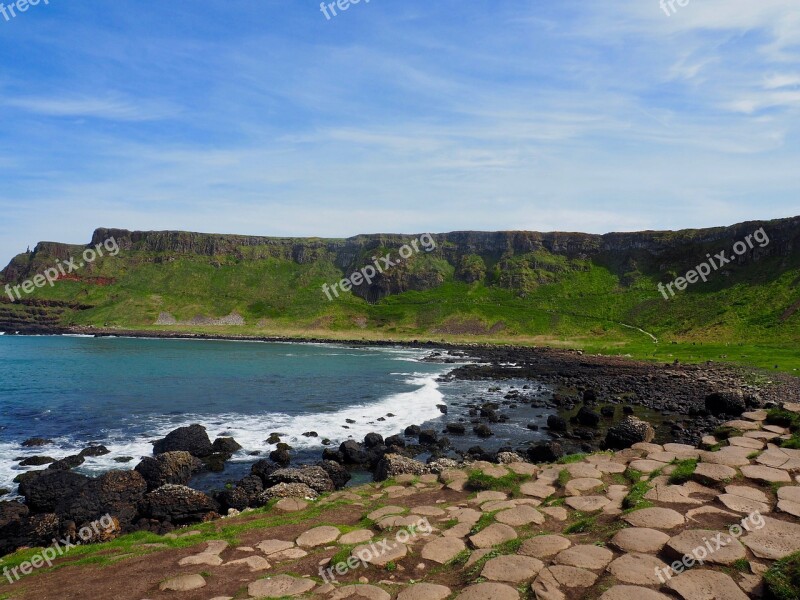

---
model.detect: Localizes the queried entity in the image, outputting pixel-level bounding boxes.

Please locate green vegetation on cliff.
[2,218,799,371]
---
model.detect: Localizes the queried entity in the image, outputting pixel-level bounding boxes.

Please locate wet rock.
[419,430,439,445]
[405,425,421,437]
[364,433,384,448]
[385,434,406,448]
[20,470,89,513]
[340,440,368,465]
[211,437,242,455]
[577,406,601,427]
[79,445,110,457]
[19,456,54,466]
[473,424,493,438]
[135,451,203,491]
[22,438,53,448]
[57,470,147,530]
[153,424,213,457]
[447,423,467,435]
[48,455,85,470]
[269,447,291,467]
[250,459,280,483]
[547,415,567,432]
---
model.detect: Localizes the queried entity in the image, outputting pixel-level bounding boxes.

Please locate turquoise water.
[0,336,555,496]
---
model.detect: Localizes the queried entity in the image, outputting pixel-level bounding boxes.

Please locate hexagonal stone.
[275,497,309,512]
[777,486,800,517]
[296,525,341,548]
[600,586,673,600]
[220,555,271,572]
[351,539,408,566]
[506,462,540,476]
[564,463,603,478]
[339,529,375,545]
[554,544,614,570]
[481,500,518,512]
[330,585,391,600]
[665,569,748,600]
[159,574,206,591]
[248,575,316,598]
[495,505,544,527]
[539,506,568,521]
[520,481,556,498]
[700,446,752,467]
[368,505,406,521]
[469,523,518,548]
[693,463,737,483]
[607,553,669,585]
[644,484,704,506]
[565,495,610,512]
[665,530,746,565]
[741,464,791,483]
[269,547,308,562]
[421,536,466,564]
[519,534,571,559]
[535,564,598,589]
[623,507,685,530]
[742,515,800,559]
[414,505,447,516]
[628,459,664,474]
[456,582,519,600]
[565,478,604,496]
[725,485,769,503]
[474,490,508,503]
[727,436,763,449]
[443,522,473,538]
[257,539,295,555]
[397,583,452,600]
[451,507,482,524]
[481,555,544,583]
[717,493,770,514]
[610,528,670,553]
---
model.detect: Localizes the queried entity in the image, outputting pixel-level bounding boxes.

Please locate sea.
[0,336,556,496]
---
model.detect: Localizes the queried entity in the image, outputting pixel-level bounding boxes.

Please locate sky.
[0,0,799,263]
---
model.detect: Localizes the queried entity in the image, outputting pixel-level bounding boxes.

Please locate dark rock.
[526,423,539,431]
[418,430,438,445]
[302,431,319,438]
[153,424,213,457]
[269,448,291,467]
[437,404,448,414]
[547,415,567,431]
[601,406,616,418]
[114,457,134,463]
[201,452,231,472]
[623,406,635,415]
[526,441,564,463]
[22,438,53,448]
[583,389,598,403]
[79,445,111,457]
[404,425,421,437]
[19,456,54,466]
[364,433,384,448]
[321,448,343,463]
[374,454,428,481]
[138,485,219,525]
[211,437,242,455]
[705,390,747,417]
[339,440,367,465]
[250,459,280,483]
[605,416,656,450]
[446,423,467,435]
[135,451,203,491]
[266,433,282,444]
[48,455,85,470]
[473,424,493,438]
[57,470,147,529]
[0,501,30,555]
[384,434,406,449]
[216,486,250,512]
[20,470,89,513]
[317,460,351,489]
[576,406,601,427]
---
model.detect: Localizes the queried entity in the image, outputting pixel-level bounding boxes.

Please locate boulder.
[547,415,568,431]
[0,501,30,555]
[340,440,367,465]
[138,484,218,525]
[317,460,351,489]
[57,470,146,530]
[374,454,429,481]
[577,406,601,427]
[48,455,85,470]
[250,459,280,483]
[385,434,406,448]
[527,441,564,463]
[605,417,655,450]
[705,390,747,417]
[269,447,291,467]
[473,424,494,438]
[265,466,335,494]
[446,423,467,435]
[20,470,90,513]
[364,433,384,448]
[79,445,111,457]
[153,424,213,457]
[22,438,53,447]
[211,437,242,455]
[135,451,203,491]
[257,482,318,502]
[419,430,439,445]
[404,425,421,437]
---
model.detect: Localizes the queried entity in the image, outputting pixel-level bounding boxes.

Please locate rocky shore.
[2,403,800,599]
[2,345,799,561]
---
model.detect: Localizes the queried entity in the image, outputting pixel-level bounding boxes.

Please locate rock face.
[57,470,147,530]
[153,424,214,457]
[705,390,747,416]
[135,451,203,491]
[374,454,428,481]
[605,417,656,449]
[138,484,218,525]
[317,460,351,489]
[20,470,90,513]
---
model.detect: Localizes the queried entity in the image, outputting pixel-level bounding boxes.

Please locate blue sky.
[1,0,799,263]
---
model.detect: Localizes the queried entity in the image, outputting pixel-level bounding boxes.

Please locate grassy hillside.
[2,220,799,372]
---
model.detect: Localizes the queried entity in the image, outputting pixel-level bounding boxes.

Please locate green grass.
[622,480,654,512]
[564,515,597,534]
[764,551,800,600]
[668,459,698,484]
[557,469,571,487]
[465,470,529,494]
[557,453,589,464]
